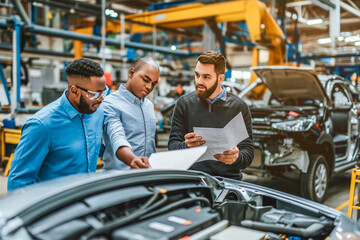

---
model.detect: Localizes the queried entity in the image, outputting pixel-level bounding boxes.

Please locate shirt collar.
[60,90,82,119]
[205,87,227,104]
[119,84,144,105]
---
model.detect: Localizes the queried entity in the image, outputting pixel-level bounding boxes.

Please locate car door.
[328,80,359,168]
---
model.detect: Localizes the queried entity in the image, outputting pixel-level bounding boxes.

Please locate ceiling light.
[355,42,360,46]
[285,11,292,18]
[105,9,118,18]
[306,19,323,25]
[337,36,344,41]
[32,2,44,7]
[345,36,360,42]
[317,38,331,44]
[171,45,176,51]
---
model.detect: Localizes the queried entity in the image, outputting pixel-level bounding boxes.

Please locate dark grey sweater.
[168,91,254,179]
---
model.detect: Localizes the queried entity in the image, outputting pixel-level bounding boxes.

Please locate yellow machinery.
[348,167,360,219]
[74,0,285,98]
[125,0,285,65]
[0,128,21,176]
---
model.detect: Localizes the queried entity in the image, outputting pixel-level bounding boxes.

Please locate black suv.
[240,66,360,202]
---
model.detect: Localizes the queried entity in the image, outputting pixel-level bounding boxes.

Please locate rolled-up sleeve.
[7,119,50,190]
[103,103,132,156]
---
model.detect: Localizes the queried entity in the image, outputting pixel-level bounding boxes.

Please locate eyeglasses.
[75,85,109,100]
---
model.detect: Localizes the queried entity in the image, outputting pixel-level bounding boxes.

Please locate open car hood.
[0,170,355,240]
[252,66,329,104]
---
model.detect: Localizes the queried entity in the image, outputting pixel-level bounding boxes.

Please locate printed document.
[193,112,248,161]
[149,146,207,170]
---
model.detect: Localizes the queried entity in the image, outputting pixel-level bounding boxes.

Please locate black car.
[0,170,358,240]
[239,66,360,203]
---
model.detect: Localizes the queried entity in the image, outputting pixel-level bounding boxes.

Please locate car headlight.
[272,116,317,132]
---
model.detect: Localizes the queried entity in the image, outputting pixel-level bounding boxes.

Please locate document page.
[149,146,207,170]
[193,112,248,161]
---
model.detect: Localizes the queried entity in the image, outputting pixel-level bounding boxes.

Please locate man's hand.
[130,156,150,169]
[116,146,150,169]
[184,132,206,148]
[214,146,239,165]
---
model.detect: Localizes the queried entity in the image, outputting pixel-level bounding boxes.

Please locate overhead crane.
[74,0,285,98]
[125,0,286,74]
[76,0,285,66]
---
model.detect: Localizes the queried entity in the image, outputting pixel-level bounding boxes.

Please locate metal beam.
[0,64,10,106]
[10,0,31,24]
[340,1,360,18]
[301,52,360,59]
[286,1,312,7]
[23,24,190,56]
[346,0,359,10]
[0,43,132,67]
[205,18,231,69]
[31,0,100,16]
[126,19,201,37]
[330,0,340,48]
[308,0,334,10]
[11,16,23,114]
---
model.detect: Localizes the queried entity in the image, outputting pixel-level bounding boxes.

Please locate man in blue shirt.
[7,58,107,190]
[102,57,159,170]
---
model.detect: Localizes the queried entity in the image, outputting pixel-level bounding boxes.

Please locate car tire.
[300,154,329,203]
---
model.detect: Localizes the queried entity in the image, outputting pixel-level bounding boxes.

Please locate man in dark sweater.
[168,50,254,179]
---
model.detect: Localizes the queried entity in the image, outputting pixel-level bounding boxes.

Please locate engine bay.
[24,177,337,240]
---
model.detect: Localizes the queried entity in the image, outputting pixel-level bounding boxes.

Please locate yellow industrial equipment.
[348,167,360,219]
[0,128,21,176]
[74,0,285,98]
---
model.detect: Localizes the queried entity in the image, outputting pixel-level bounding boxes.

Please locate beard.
[78,94,95,114]
[196,78,218,99]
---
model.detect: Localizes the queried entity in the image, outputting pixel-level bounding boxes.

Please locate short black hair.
[66,58,104,78]
[133,56,159,72]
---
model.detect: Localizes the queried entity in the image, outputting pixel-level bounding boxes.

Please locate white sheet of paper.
[149,146,207,170]
[193,112,249,161]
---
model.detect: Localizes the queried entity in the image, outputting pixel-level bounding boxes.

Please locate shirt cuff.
[112,139,132,156]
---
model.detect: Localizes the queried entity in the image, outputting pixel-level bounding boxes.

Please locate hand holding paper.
[214,146,239,165]
[193,112,248,162]
[184,132,206,148]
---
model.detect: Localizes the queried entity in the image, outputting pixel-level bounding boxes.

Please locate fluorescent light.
[317,38,331,44]
[105,9,118,18]
[32,2,44,7]
[337,36,344,41]
[355,42,360,46]
[306,19,323,25]
[345,35,360,42]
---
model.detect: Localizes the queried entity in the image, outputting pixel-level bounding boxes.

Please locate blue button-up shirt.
[205,87,227,104]
[102,84,157,170]
[7,91,104,190]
